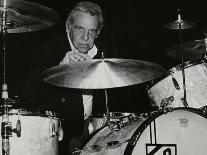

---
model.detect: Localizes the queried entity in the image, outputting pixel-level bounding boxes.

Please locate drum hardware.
[164,9,193,108]
[199,105,207,115]
[160,96,174,109]
[170,73,180,90]
[202,33,207,60]
[76,138,133,154]
[0,0,59,154]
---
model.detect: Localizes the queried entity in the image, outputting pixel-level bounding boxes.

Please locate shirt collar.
[68,33,97,58]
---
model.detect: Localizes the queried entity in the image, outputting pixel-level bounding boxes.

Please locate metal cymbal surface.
[164,20,196,30]
[0,0,59,33]
[42,58,165,89]
[165,40,205,60]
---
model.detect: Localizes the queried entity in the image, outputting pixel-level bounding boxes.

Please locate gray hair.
[66,1,104,31]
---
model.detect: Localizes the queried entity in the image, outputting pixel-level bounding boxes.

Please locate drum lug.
[49,120,63,141]
[12,119,21,137]
[199,105,207,115]
[160,96,174,109]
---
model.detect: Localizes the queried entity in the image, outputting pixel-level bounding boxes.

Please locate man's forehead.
[73,12,99,29]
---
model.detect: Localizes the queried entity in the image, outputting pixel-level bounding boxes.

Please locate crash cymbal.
[164,20,196,30]
[165,40,205,60]
[0,0,59,33]
[42,58,165,89]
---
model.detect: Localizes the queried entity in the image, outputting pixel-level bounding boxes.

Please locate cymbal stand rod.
[202,35,207,60]
[178,10,188,107]
[104,89,110,126]
[1,1,11,154]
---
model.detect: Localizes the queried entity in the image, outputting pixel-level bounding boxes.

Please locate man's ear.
[66,22,71,33]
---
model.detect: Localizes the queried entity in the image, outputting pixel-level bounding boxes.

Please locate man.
[23,1,104,154]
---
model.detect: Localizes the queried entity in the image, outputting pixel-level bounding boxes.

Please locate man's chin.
[77,48,89,54]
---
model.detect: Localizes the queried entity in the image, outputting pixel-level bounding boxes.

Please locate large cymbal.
[0,0,59,33]
[42,58,165,89]
[164,20,196,30]
[165,40,205,60]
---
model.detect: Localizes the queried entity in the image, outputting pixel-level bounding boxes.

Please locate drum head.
[129,108,207,155]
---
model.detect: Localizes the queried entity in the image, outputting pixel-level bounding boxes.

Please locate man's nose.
[82,30,89,41]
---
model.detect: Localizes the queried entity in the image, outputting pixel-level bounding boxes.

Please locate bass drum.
[80,108,207,155]
[0,109,62,155]
[147,60,207,109]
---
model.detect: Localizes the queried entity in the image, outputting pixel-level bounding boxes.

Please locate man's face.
[67,12,99,53]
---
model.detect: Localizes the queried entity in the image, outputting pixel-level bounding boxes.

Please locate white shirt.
[60,35,97,120]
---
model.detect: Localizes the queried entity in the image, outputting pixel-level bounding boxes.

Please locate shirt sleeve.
[82,91,93,120]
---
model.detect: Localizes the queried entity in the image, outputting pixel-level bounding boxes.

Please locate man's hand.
[60,50,91,64]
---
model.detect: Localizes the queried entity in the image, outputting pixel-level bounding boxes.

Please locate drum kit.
[0,0,207,154]
[41,10,207,155]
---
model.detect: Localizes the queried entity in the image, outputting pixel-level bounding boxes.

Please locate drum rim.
[124,107,207,155]
[82,124,108,152]
[146,59,206,91]
[0,108,60,119]
[91,112,138,118]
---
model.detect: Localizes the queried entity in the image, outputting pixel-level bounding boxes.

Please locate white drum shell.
[148,61,207,108]
[0,111,60,155]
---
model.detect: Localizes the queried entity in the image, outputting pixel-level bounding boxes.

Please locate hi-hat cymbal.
[0,0,59,33]
[42,58,165,89]
[164,20,196,30]
[165,40,205,60]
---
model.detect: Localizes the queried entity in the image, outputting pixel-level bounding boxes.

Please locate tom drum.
[147,60,207,109]
[0,109,62,155]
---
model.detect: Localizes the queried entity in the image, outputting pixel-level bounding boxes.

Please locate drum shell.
[81,107,207,155]
[89,112,139,135]
[147,60,207,108]
[0,109,60,155]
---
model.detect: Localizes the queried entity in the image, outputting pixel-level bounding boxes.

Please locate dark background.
[2,0,207,115]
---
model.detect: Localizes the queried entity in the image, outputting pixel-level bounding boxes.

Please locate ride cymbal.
[42,58,165,89]
[165,40,205,60]
[0,0,59,33]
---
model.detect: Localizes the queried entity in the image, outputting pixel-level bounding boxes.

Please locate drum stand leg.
[1,85,11,155]
[177,9,189,107]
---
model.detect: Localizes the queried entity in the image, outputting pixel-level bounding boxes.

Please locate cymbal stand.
[104,89,110,126]
[202,32,207,60]
[177,10,188,107]
[1,1,12,154]
[100,53,110,126]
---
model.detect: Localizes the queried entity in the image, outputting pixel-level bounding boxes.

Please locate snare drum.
[147,60,207,109]
[0,109,62,155]
[80,108,207,155]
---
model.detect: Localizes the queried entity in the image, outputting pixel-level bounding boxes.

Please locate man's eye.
[74,26,83,31]
[78,27,83,30]
[90,29,98,34]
